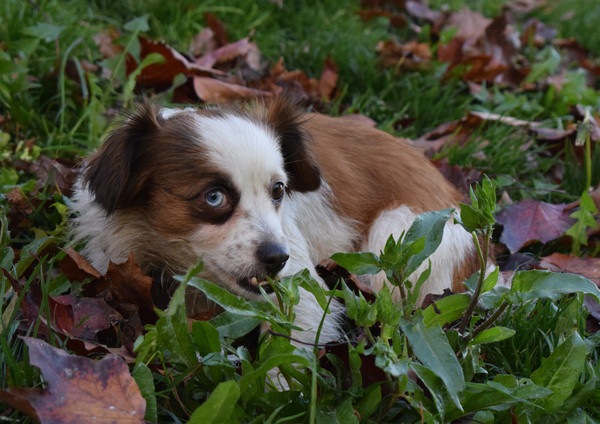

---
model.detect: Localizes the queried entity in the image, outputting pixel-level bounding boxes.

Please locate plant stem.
[470,301,509,339]
[458,227,490,334]
[584,126,592,190]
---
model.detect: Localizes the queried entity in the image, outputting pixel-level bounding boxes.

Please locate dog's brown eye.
[205,189,227,208]
[272,182,285,202]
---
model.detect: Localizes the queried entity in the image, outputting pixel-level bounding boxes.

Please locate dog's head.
[83,96,321,298]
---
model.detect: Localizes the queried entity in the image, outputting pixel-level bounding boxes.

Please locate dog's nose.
[257,242,289,275]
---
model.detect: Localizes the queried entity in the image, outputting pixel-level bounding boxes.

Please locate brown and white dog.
[70,96,479,345]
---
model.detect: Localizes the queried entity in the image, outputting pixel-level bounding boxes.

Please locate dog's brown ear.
[266,95,321,192]
[84,103,161,214]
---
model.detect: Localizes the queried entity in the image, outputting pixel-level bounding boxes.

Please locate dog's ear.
[266,95,321,192]
[84,103,161,214]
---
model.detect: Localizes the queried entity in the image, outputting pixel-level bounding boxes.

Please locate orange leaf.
[0,337,145,424]
[193,77,271,103]
[539,253,600,285]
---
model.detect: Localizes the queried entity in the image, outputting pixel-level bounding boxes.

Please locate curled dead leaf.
[0,337,145,424]
[496,199,575,253]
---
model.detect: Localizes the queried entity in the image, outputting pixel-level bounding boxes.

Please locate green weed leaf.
[403,208,453,277]
[22,23,64,42]
[566,191,599,254]
[530,332,587,413]
[509,270,600,303]
[458,176,497,233]
[187,380,240,424]
[400,316,465,410]
[210,311,262,339]
[330,251,381,275]
[132,363,157,423]
[124,15,150,32]
[423,294,471,327]
[469,327,516,346]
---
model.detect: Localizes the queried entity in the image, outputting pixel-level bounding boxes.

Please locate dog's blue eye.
[205,189,226,208]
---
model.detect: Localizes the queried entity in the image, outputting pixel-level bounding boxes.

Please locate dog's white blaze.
[194,115,287,194]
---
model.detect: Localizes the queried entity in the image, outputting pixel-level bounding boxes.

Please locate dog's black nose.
[257,242,289,275]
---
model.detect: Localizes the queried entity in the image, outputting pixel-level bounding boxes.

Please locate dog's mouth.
[237,276,275,294]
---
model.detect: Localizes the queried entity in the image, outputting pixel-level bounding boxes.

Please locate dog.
[70,96,480,346]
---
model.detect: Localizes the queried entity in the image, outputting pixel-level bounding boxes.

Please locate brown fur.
[303,114,462,227]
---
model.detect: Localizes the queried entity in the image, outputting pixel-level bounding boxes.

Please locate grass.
[2,0,600,422]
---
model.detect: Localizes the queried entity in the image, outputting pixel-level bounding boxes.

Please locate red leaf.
[130,37,223,92]
[496,199,575,253]
[318,58,338,101]
[0,338,145,424]
[539,253,600,285]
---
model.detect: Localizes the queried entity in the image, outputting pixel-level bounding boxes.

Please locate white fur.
[362,207,474,303]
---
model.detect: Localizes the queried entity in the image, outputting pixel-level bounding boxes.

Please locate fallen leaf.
[58,248,103,281]
[131,37,223,92]
[102,253,156,323]
[196,37,253,68]
[0,337,145,424]
[92,28,122,59]
[496,199,575,253]
[318,57,338,100]
[52,295,121,341]
[539,253,600,284]
[194,76,271,103]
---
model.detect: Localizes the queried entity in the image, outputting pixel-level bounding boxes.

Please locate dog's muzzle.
[236,242,289,294]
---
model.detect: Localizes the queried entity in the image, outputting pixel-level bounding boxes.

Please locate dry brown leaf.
[196,37,253,68]
[131,37,223,92]
[446,8,491,42]
[194,76,271,103]
[318,58,338,101]
[496,199,575,253]
[0,337,145,424]
[539,253,600,284]
[92,28,123,59]
[103,253,156,323]
[59,248,103,281]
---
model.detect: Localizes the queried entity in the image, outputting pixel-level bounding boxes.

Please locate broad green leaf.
[448,379,551,420]
[342,282,377,327]
[191,321,222,356]
[186,277,285,325]
[210,311,261,339]
[124,15,150,32]
[15,236,57,278]
[297,271,330,311]
[22,23,64,42]
[335,398,359,424]
[403,208,453,277]
[509,270,600,303]
[132,363,157,423]
[187,380,240,424]
[0,60,27,75]
[238,352,311,392]
[412,363,449,418]
[158,284,200,367]
[355,385,381,418]
[469,327,516,346]
[400,316,464,410]
[330,251,381,275]
[530,332,587,412]
[423,293,471,327]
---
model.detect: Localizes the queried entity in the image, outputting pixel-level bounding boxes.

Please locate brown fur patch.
[303,114,462,227]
